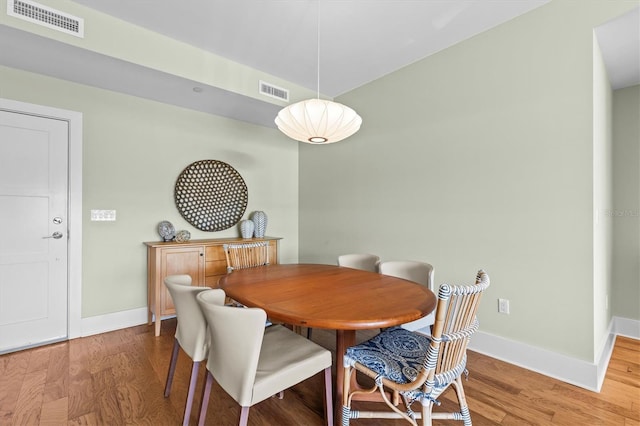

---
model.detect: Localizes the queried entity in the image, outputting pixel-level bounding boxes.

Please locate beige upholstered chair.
[342,270,490,426]
[337,253,380,272]
[163,275,225,426]
[196,289,334,426]
[223,241,269,273]
[379,260,435,332]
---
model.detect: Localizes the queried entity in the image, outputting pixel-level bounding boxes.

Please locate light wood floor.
[0,319,638,425]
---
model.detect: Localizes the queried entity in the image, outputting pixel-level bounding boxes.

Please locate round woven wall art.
[174,160,248,232]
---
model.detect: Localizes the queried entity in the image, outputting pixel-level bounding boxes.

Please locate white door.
[0,110,69,353]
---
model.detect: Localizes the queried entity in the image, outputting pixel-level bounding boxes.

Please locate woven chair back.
[422,270,489,391]
[224,241,270,273]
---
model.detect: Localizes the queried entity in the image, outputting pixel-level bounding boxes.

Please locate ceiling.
[595,6,640,90]
[69,0,555,98]
[1,1,637,127]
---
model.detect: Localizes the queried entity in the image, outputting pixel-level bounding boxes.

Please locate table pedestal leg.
[335,329,355,424]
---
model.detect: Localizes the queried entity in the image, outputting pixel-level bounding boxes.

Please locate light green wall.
[299,0,636,361]
[592,32,613,356]
[0,65,299,317]
[612,84,640,321]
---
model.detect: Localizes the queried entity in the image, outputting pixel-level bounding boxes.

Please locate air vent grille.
[7,0,84,38]
[259,81,289,101]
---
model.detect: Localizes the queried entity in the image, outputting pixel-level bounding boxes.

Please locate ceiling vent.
[7,0,84,38]
[259,80,289,102]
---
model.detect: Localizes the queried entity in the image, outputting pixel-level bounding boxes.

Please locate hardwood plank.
[0,352,28,423]
[626,417,640,426]
[67,366,95,420]
[11,370,47,425]
[67,411,98,426]
[67,337,97,420]
[616,336,640,353]
[526,388,626,425]
[465,382,555,424]
[26,346,51,374]
[441,390,506,424]
[91,367,124,425]
[598,379,640,410]
[43,344,68,403]
[39,397,67,425]
[498,413,540,425]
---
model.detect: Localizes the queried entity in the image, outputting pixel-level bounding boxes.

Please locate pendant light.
[275,1,362,144]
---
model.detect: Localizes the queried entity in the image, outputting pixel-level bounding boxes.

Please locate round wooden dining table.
[218,263,437,422]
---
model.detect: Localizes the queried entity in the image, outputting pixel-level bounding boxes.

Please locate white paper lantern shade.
[275,98,362,144]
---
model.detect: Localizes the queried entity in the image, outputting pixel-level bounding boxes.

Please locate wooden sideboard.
[145,236,281,336]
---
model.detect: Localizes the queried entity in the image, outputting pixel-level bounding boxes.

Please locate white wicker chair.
[223,241,271,312]
[342,270,490,426]
[223,241,270,273]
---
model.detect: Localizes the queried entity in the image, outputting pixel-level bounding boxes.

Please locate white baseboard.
[80,307,149,337]
[468,316,640,392]
[612,316,640,339]
[468,331,602,391]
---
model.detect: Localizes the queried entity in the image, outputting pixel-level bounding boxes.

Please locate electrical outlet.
[498,298,510,314]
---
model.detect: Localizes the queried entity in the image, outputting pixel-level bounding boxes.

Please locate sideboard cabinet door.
[147,245,205,336]
[160,246,205,313]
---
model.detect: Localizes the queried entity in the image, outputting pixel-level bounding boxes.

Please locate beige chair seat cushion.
[252,325,332,405]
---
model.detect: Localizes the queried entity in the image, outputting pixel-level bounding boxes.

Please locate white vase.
[239,219,254,239]
[251,211,267,238]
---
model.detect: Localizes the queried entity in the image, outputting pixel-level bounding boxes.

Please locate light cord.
[316,0,320,99]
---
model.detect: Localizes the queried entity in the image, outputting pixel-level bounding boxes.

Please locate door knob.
[43,232,63,239]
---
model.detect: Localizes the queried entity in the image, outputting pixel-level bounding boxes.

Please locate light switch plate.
[498,298,510,314]
[91,209,116,221]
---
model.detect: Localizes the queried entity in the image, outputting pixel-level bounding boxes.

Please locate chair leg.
[342,365,352,426]
[323,366,333,426]
[197,372,214,426]
[164,339,180,397]
[239,406,250,426]
[420,398,435,426]
[182,361,201,426]
[452,375,472,426]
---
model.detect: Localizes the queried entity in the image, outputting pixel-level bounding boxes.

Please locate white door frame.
[0,98,83,339]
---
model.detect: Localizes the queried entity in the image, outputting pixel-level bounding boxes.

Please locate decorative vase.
[239,219,254,239]
[174,230,191,243]
[251,211,267,238]
[157,220,176,242]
